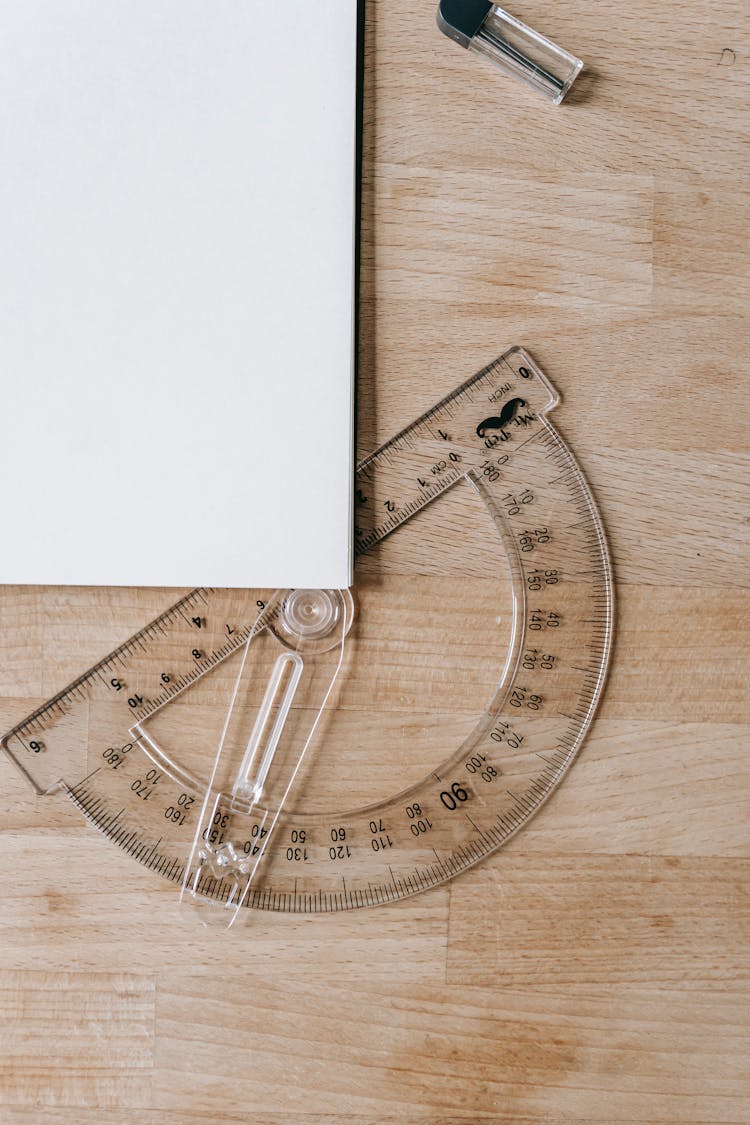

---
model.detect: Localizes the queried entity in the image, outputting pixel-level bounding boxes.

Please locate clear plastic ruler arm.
[132,588,354,927]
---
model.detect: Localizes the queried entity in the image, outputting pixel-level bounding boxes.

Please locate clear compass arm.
[181,588,353,927]
[231,650,305,804]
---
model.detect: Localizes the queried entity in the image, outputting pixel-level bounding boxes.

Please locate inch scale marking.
[2,348,613,914]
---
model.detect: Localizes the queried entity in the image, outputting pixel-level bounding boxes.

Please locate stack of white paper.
[0,1,357,589]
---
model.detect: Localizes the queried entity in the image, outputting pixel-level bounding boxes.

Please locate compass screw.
[282,589,340,640]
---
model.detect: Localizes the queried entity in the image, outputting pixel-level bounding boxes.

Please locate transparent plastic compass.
[2,348,613,925]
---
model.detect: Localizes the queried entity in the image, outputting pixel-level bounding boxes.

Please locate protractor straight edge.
[2,347,614,914]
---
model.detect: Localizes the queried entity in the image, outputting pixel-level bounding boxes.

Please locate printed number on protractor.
[1,347,613,914]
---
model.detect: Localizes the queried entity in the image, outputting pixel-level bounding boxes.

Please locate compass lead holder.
[437,0,583,104]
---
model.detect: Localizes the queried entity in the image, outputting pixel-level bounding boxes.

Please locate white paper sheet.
[0,1,357,589]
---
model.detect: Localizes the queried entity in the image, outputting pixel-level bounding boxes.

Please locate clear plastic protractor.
[2,348,613,913]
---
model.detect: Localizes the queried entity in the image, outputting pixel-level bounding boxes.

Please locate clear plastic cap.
[437,2,583,105]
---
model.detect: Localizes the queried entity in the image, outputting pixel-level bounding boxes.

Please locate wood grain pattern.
[0,1,748,1120]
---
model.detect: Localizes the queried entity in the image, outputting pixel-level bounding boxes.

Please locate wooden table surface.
[1,2,748,1121]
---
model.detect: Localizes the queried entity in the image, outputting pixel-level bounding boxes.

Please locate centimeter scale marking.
[1,347,613,913]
